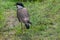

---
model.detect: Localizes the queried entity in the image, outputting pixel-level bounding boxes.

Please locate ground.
[0,0,60,40]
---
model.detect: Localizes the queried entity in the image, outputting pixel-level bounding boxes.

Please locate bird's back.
[17,8,29,23]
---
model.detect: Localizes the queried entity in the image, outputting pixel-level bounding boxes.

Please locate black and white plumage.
[16,2,31,29]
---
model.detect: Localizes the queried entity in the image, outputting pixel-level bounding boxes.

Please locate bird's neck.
[17,5,23,9]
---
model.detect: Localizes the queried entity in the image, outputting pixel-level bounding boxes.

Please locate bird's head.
[16,2,24,8]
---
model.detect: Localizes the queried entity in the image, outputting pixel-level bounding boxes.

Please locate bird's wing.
[21,8,30,17]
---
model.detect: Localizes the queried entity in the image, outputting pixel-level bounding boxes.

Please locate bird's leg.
[21,22,23,33]
[21,22,25,34]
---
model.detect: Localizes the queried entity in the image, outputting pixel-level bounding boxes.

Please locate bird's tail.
[25,23,30,29]
[25,21,32,29]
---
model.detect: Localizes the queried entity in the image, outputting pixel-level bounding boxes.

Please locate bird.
[16,2,32,29]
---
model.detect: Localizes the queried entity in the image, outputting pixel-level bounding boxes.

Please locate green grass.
[0,0,60,40]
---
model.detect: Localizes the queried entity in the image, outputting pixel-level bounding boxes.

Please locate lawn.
[0,0,60,40]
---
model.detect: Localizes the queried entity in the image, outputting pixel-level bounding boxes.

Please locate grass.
[0,0,60,40]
